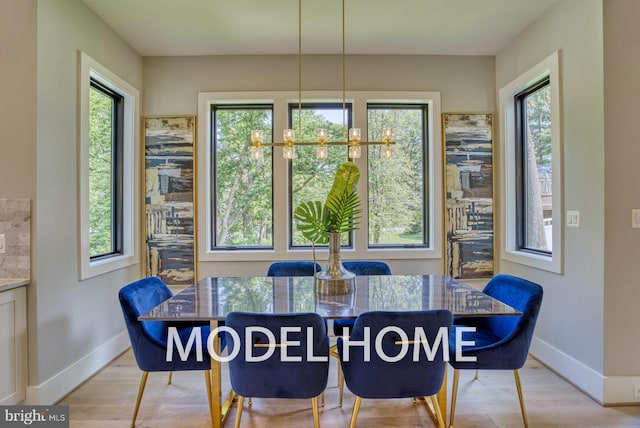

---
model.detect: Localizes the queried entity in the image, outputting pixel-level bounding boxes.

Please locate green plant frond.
[294,161,362,244]
[324,162,361,232]
[293,201,331,244]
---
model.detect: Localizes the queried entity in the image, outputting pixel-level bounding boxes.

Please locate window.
[500,51,561,273]
[289,103,351,247]
[367,104,428,247]
[212,105,274,249]
[515,77,552,254]
[198,91,442,262]
[88,80,123,259]
[79,52,138,279]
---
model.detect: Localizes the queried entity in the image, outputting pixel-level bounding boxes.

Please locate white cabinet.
[0,285,27,404]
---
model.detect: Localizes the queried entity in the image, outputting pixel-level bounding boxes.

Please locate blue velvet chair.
[332,260,391,406]
[119,277,213,428]
[226,312,330,428]
[333,261,391,336]
[338,310,453,428]
[267,261,322,277]
[448,274,544,428]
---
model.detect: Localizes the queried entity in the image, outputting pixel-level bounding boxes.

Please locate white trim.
[530,335,603,404]
[197,90,442,263]
[78,52,139,280]
[603,375,640,405]
[499,51,563,273]
[24,331,130,405]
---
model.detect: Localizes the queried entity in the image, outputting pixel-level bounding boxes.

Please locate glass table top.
[139,274,520,321]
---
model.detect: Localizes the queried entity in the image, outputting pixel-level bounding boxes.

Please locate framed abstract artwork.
[143,115,196,286]
[442,113,494,279]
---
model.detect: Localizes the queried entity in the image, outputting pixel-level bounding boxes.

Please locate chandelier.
[250,0,396,161]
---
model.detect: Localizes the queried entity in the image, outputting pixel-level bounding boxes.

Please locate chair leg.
[167,371,173,385]
[513,370,529,428]
[474,369,478,380]
[248,397,252,407]
[449,369,460,428]
[204,370,214,425]
[349,396,362,428]
[428,395,445,428]
[234,396,245,428]
[338,363,345,407]
[130,371,149,428]
[321,391,325,407]
[311,396,320,428]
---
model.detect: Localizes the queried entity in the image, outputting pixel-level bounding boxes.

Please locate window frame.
[197,91,442,263]
[79,52,139,280]
[287,102,353,250]
[500,51,562,273]
[366,102,430,249]
[210,103,275,251]
[88,79,125,260]
[514,76,552,256]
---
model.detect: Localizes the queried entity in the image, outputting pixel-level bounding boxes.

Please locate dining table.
[139,274,520,428]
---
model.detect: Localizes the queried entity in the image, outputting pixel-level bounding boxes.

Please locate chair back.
[226,312,329,399]
[483,274,543,345]
[338,310,453,399]
[267,261,322,277]
[119,277,172,348]
[119,276,210,372]
[342,261,391,275]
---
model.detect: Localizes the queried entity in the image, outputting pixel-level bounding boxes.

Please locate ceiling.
[80,0,560,57]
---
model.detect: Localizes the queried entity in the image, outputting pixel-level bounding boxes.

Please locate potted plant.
[294,161,362,295]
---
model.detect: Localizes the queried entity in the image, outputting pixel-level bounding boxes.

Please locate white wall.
[0,0,36,199]
[496,0,608,402]
[603,0,640,383]
[143,54,496,277]
[30,0,143,403]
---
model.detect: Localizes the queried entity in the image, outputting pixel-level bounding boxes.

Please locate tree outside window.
[213,106,274,249]
[88,81,122,258]
[516,78,552,253]
[368,105,428,247]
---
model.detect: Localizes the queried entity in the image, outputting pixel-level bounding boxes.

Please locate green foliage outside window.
[88,86,114,257]
[368,107,425,245]
[291,107,350,246]
[214,107,273,247]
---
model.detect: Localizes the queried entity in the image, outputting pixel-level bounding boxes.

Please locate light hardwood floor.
[59,350,640,427]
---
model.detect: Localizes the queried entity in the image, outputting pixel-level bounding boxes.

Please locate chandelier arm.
[249,141,396,148]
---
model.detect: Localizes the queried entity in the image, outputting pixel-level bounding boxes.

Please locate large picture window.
[212,105,274,249]
[198,91,442,263]
[367,104,428,248]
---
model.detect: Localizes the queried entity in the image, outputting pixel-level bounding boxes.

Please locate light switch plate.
[566,211,579,228]
[632,209,640,228]
[0,234,5,254]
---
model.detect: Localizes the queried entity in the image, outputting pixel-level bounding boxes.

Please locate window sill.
[502,249,562,274]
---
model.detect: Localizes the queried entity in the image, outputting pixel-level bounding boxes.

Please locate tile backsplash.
[0,199,31,279]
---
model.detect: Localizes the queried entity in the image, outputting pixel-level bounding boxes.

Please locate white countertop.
[0,278,29,292]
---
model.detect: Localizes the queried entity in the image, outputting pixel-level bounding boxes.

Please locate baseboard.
[603,375,640,405]
[25,331,130,405]
[530,335,604,404]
